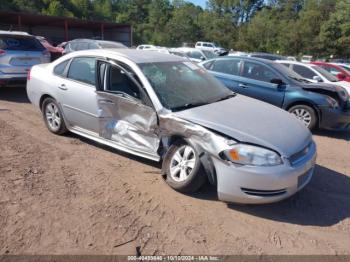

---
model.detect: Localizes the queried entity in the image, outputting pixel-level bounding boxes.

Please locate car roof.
[213,55,277,65]
[0,30,32,36]
[67,49,187,64]
[277,60,314,66]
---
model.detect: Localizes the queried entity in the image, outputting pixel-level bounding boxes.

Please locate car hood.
[300,82,349,104]
[173,95,312,158]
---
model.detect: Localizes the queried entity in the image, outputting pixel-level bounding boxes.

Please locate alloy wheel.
[45,102,61,131]
[291,108,312,127]
[169,145,196,182]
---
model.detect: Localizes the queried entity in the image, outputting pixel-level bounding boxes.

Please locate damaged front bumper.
[319,105,350,130]
[213,141,317,204]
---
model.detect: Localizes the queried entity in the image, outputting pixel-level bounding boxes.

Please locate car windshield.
[312,65,339,82]
[0,35,45,51]
[139,61,234,111]
[202,50,217,59]
[272,63,310,83]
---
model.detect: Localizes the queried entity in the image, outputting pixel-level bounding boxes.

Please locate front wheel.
[42,98,68,135]
[162,141,207,193]
[288,104,317,130]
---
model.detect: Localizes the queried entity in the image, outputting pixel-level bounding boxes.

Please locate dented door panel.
[97,92,160,159]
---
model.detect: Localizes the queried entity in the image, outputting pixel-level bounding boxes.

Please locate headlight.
[222,144,283,166]
[326,96,339,108]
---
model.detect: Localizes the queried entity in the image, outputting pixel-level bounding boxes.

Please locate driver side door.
[96,60,160,161]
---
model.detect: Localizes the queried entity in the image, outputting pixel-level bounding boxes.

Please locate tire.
[288,104,317,130]
[162,140,207,193]
[42,97,68,135]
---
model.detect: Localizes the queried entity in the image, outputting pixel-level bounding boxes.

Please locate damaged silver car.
[27,50,316,204]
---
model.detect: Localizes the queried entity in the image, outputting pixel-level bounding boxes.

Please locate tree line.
[1,0,350,58]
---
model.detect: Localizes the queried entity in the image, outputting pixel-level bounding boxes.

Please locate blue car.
[200,57,350,130]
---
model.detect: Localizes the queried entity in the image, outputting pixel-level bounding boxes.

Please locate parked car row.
[0,30,127,87]
[4,33,350,205]
[200,56,350,131]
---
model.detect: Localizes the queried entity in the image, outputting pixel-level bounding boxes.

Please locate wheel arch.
[160,134,217,186]
[285,100,321,128]
[39,94,55,112]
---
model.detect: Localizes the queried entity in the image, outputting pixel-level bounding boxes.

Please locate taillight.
[27,69,31,81]
[0,49,5,56]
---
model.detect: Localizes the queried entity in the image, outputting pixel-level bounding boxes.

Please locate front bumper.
[319,105,350,130]
[214,142,317,204]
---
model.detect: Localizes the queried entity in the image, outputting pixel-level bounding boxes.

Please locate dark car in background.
[63,39,127,54]
[200,57,350,130]
[249,52,286,61]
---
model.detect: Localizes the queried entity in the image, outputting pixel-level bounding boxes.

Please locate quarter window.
[53,60,69,76]
[67,57,96,86]
[292,65,317,79]
[242,62,278,83]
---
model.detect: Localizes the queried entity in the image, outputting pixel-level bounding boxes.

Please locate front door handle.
[238,83,248,88]
[58,84,68,90]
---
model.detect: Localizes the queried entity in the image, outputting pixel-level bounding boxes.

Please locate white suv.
[195,41,226,55]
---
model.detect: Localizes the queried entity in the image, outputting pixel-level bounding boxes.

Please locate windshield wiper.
[171,101,210,112]
[289,76,311,83]
[212,92,236,103]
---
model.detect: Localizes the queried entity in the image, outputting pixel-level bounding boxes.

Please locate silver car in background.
[27,49,316,204]
[63,39,127,55]
[0,30,50,86]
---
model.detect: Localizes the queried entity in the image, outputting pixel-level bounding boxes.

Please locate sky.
[187,0,207,8]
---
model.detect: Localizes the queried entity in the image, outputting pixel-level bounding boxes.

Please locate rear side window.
[292,64,317,79]
[212,59,240,76]
[67,57,96,86]
[242,61,278,83]
[54,60,69,76]
[0,35,44,51]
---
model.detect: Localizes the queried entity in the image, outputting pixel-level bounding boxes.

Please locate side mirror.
[270,78,284,86]
[313,75,322,82]
[336,73,346,80]
[200,56,206,61]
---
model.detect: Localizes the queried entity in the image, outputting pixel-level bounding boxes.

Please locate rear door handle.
[58,84,68,90]
[100,99,115,105]
[238,83,248,88]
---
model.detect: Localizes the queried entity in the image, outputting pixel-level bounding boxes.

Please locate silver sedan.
[26,49,316,204]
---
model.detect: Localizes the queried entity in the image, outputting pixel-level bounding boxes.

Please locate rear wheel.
[288,104,317,130]
[162,141,206,193]
[42,98,67,135]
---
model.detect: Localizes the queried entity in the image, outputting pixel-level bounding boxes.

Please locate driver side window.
[105,65,141,99]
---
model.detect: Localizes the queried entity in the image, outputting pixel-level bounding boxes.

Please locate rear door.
[56,56,100,134]
[96,60,160,159]
[207,58,242,91]
[239,61,285,107]
[0,34,49,77]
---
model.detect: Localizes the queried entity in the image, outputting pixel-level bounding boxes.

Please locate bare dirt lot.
[0,86,350,255]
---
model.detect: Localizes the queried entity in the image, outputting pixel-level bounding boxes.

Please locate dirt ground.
[0,86,350,255]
